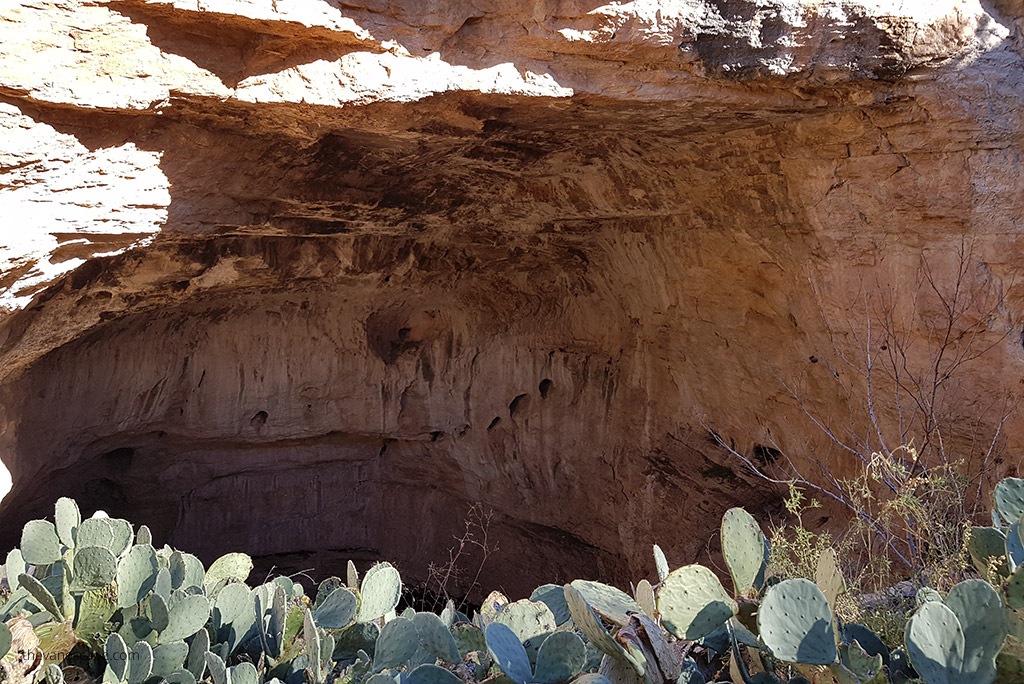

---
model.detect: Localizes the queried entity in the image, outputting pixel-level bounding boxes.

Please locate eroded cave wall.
[1,0,1023,597]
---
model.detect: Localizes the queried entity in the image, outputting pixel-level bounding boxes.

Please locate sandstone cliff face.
[1,0,1023,596]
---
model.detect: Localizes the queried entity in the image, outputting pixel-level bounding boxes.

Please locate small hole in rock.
[539,379,553,398]
[509,393,530,416]
[487,417,501,431]
[251,410,269,427]
[753,444,781,466]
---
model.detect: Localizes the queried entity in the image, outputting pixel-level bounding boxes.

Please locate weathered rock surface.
[1,0,1023,596]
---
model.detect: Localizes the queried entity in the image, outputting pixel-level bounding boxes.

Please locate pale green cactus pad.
[657,565,737,641]
[721,507,766,596]
[757,578,836,665]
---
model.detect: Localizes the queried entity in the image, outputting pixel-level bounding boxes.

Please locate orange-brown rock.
[1,0,1023,597]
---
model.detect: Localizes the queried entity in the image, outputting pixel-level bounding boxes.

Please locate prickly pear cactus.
[412,612,460,664]
[358,562,403,622]
[494,599,557,641]
[21,520,61,566]
[564,585,639,673]
[757,578,837,666]
[969,526,1010,577]
[653,545,670,584]
[568,581,641,626]
[905,579,1006,684]
[372,617,419,672]
[530,584,572,625]
[533,631,586,684]
[721,507,767,596]
[657,565,737,641]
[485,621,532,684]
[996,478,1024,524]
[314,587,358,630]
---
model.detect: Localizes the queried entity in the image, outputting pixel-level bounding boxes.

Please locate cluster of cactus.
[8,481,1024,684]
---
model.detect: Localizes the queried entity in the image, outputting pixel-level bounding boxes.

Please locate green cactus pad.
[256,583,287,658]
[906,600,966,683]
[185,626,209,681]
[155,568,172,601]
[373,617,420,672]
[55,498,80,549]
[135,526,152,547]
[315,577,344,608]
[152,641,189,678]
[841,623,889,666]
[564,585,641,674]
[757,578,836,665]
[573,676,613,684]
[496,599,558,641]
[569,581,642,626]
[204,553,252,591]
[126,641,154,684]
[407,664,462,684]
[996,478,1024,523]
[73,546,118,590]
[452,623,486,658]
[212,583,252,653]
[440,600,455,628]
[76,519,114,550]
[534,631,586,684]
[839,641,883,682]
[174,553,205,591]
[721,507,766,596]
[333,622,380,662]
[969,527,1009,576]
[19,573,64,620]
[814,549,846,609]
[162,669,197,684]
[21,520,61,565]
[6,548,25,592]
[116,545,159,609]
[634,580,655,617]
[0,623,10,660]
[313,587,358,629]
[531,584,572,625]
[485,621,532,684]
[365,674,397,684]
[480,590,509,627]
[359,562,403,622]
[150,593,170,632]
[229,662,259,684]
[273,576,295,598]
[413,611,460,664]
[119,616,156,648]
[347,560,359,589]
[304,608,321,681]
[653,544,670,584]
[945,578,1006,679]
[107,520,134,558]
[1007,566,1024,610]
[105,633,131,683]
[159,595,210,643]
[205,652,227,684]
[656,565,737,641]
[74,588,117,649]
